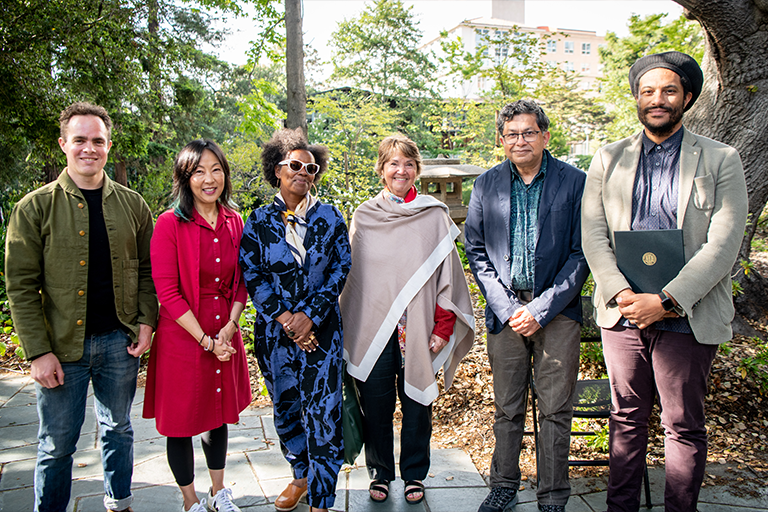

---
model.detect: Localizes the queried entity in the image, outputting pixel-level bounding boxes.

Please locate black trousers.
[355,330,432,482]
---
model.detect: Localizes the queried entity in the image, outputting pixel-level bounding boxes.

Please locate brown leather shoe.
[275,482,307,512]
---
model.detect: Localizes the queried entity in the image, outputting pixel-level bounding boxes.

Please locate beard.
[637,102,684,138]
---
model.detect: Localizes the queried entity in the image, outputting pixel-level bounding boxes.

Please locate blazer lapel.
[678,128,700,228]
[613,133,643,233]
[536,153,563,245]
[495,161,512,256]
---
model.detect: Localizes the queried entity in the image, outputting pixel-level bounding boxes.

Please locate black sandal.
[404,480,425,505]
[369,479,389,502]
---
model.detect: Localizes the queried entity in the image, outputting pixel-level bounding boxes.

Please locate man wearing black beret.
[581,52,748,511]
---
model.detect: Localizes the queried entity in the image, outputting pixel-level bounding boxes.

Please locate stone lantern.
[420,156,485,229]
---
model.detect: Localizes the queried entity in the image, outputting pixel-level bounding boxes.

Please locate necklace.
[196,206,218,228]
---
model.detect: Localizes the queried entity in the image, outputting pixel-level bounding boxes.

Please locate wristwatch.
[658,291,675,311]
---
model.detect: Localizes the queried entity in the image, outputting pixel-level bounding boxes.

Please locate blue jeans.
[34,329,140,512]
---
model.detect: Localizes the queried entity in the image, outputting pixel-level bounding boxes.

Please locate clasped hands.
[210,320,238,362]
[508,306,541,337]
[277,311,317,352]
[614,288,679,329]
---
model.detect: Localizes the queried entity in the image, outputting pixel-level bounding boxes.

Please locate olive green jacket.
[5,169,158,362]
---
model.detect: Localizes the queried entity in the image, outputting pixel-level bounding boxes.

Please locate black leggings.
[166,424,228,486]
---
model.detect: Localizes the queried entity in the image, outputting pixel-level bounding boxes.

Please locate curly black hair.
[261,128,329,188]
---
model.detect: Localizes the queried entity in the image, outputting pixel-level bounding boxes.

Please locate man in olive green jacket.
[5,102,158,512]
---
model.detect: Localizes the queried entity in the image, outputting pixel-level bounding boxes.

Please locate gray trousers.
[487,314,580,506]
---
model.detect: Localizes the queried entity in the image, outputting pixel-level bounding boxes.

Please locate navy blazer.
[465,151,589,334]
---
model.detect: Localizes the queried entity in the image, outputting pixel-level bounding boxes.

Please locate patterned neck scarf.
[383,186,418,205]
[275,192,316,265]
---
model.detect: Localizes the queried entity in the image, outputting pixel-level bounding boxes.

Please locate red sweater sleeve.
[432,303,457,340]
[151,213,193,320]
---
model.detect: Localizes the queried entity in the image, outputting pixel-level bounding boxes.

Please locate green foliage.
[738,337,768,394]
[534,68,613,157]
[237,78,284,140]
[240,301,259,353]
[1,0,262,198]
[329,0,437,99]
[427,98,503,168]
[467,282,486,310]
[586,422,610,452]
[731,259,754,296]
[455,241,470,271]
[439,28,547,100]
[579,341,605,367]
[572,155,594,172]
[598,13,704,142]
[308,91,398,220]
[223,137,273,213]
[434,31,610,162]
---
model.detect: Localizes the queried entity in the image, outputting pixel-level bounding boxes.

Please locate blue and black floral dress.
[239,196,351,509]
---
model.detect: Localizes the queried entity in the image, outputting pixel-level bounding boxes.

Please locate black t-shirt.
[80,188,121,336]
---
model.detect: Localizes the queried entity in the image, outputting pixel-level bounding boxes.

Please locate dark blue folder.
[613,229,685,294]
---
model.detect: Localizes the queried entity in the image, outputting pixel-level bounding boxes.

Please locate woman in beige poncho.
[340,135,475,505]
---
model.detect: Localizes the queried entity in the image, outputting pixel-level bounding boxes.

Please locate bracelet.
[199,333,207,347]
[207,335,213,352]
[229,318,239,331]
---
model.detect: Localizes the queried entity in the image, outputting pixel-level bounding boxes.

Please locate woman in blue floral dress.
[239,128,351,512]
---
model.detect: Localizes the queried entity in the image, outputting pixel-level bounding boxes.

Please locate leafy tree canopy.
[328,0,437,99]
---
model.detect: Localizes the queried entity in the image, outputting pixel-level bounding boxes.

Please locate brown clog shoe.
[275,482,308,512]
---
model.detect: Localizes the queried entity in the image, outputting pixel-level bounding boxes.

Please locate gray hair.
[496,99,550,135]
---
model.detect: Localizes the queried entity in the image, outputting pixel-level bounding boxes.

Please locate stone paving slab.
[3,371,768,512]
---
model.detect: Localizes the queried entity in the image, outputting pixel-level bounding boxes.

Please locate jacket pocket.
[122,259,139,315]
[693,175,715,210]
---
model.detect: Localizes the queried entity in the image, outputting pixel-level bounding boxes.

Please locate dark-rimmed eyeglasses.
[279,159,320,175]
[501,130,541,144]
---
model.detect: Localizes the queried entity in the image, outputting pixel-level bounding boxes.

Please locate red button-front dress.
[143,206,252,437]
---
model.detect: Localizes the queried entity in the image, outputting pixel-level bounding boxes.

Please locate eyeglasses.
[279,159,320,175]
[501,130,541,144]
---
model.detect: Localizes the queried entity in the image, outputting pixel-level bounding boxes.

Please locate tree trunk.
[285,0,307,137]
[674,0,768,323]
[43,160,59,183]
[114,154,128,186]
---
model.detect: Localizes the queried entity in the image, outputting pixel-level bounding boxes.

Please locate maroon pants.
[601,325,717,512]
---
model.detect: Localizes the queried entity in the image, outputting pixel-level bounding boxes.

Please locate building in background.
[422,0,605,99]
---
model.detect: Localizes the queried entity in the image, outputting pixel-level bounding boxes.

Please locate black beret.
[629,51,703,111]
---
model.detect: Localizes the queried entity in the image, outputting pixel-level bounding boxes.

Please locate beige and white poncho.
[340,191,475,406]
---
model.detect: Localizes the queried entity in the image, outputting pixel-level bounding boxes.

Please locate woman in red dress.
[143,140,252,512]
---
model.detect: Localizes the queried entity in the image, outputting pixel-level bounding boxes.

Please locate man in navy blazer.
[465,100,589,512]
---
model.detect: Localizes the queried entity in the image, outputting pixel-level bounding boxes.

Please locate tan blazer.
[581,128,748,344]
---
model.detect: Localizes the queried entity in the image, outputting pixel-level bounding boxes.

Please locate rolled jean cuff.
[103,493,133,511]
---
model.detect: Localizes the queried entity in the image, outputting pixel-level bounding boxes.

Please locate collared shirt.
[629,128,691,333]
[510,152,548,291]
[632,128,682,230]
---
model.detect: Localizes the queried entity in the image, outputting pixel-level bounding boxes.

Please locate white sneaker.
[183,501,208,512]
[206,487,241,512]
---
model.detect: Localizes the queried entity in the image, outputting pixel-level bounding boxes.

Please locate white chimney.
[491,0,525,24]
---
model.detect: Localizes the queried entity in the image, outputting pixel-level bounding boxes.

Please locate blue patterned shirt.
[628,128,691,333]
[510,152,548,291]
